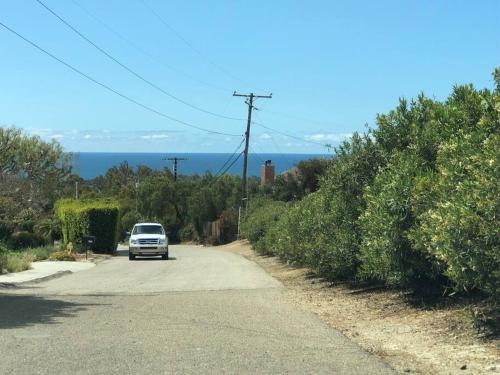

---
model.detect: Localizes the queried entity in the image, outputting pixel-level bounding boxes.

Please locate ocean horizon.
[71,152,332,180]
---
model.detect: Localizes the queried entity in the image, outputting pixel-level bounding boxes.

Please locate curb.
[0,270,72,287]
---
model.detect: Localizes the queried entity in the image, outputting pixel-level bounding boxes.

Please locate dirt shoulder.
[218,240,499,375]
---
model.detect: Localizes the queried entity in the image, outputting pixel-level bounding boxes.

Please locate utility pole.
[75,181,79,199]
[233,92,272,206]
[166,157,188,181]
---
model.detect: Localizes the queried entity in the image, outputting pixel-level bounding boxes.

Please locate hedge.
[242,73,499,302]
[55,199,120,254]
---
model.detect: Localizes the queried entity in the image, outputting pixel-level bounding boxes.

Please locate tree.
[0,127,71,219]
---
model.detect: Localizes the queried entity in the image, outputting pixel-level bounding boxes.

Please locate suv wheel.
[129,253,135,261]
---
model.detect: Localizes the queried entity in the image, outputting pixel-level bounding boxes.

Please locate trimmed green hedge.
[55,199,120,254]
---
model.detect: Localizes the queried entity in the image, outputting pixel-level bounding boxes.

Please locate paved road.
[0,245,395,374]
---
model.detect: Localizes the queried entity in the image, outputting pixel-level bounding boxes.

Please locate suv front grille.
[138,238,159,245]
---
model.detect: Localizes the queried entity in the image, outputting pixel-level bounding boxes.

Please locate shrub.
[358,152,443,289]
[416,121,499,298]
[34,217,62,243]
[179,223,197,242]
[244,133,385,281]
[4,252,34,273]
[241,200,287,249]
[218,209,238,244]
[55,199,120,254]
[8,231,46,250]
[0,220,14,241]
[48,251,76,261]
[0,243,8,273]
[26,245,59,261]
[309,133,385,279]
[120,210,142,235]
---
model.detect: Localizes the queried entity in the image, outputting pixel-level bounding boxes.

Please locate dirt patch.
[218,240,500,374]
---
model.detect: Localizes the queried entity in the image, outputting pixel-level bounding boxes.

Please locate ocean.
[71,153,331,180]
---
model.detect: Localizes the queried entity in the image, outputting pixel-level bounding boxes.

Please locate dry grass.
[3,252,34,273]
[218,240,500,375]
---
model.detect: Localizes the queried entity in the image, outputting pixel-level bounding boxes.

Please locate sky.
[0,0,499,153]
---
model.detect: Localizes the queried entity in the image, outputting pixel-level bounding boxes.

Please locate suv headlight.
[130,239,138,245]
[159,238,166,245]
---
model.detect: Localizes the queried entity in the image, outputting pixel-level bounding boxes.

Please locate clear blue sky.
[0,0,498,153]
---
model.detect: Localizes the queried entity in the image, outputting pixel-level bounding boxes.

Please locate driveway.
[0,245,395,374]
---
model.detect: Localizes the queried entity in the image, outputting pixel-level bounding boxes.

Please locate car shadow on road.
[114,249,176,260]
[0,294,100,330]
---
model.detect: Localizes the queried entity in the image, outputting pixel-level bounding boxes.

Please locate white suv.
[128,223,169,260]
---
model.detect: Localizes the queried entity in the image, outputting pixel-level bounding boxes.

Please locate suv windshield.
[133,225,163,235]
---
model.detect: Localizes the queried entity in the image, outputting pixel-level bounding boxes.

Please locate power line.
[215,151,243,180]
[35,0,245,122]
[71,0,229,93]
[0,20,240,137]
[138,0,257,90]
[214,137,245,177]
[252,121,332,149]
[248,144,266,165]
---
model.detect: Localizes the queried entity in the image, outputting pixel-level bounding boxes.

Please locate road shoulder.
[218,240,500,375]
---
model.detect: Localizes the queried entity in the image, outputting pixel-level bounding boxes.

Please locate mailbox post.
[82,235,96,260]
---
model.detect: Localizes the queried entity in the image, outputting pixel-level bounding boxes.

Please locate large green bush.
[55,199,120,254]
[309,133,385,279]
[416,108,499,298]
[243,73,499,301]
[8,231,46,250]
[358,152,443,288]
[241,200,287,253]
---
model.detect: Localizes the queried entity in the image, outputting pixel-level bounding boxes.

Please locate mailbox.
[83,235,96,249]
[82,235,96,259]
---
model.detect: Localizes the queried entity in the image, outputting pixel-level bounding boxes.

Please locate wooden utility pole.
[233,92,272,204]
[166,157,188,181]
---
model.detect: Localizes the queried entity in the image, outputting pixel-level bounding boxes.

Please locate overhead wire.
[253,111,293,168]
[138,0,261,91]
[217,151,243,178]
[213,137,245,177]
[0,20,241,137]
[70,0,229,93]
[252,120,332,149]
[35,0,245,122]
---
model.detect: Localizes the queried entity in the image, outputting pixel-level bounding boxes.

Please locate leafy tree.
[0,127,71,223]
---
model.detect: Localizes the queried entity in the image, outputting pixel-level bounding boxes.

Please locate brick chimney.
[260,160,275,186]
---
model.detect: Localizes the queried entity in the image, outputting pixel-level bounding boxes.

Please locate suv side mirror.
[126,231,131,235]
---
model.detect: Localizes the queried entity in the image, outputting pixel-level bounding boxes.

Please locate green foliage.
[272,158,330,201]
[0,220,14,241]
[244,133,384,280]
[48,251,76,261]
[311,133,384,279]
[0,127,72,217]
[33,217,62,242]
[240,200,287,254]
[178,223,196,242]
[242,69,500,304]
[25,245,59,261]
[55,199,120,254]
[3,252,34,273]
[416,109,499,298]
[218,209,239,244]
[8,231,46,250]
[358,152,442,288]
[187,174,241,238]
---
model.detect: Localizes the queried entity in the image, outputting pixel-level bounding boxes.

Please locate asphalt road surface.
[0,245,395,374]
